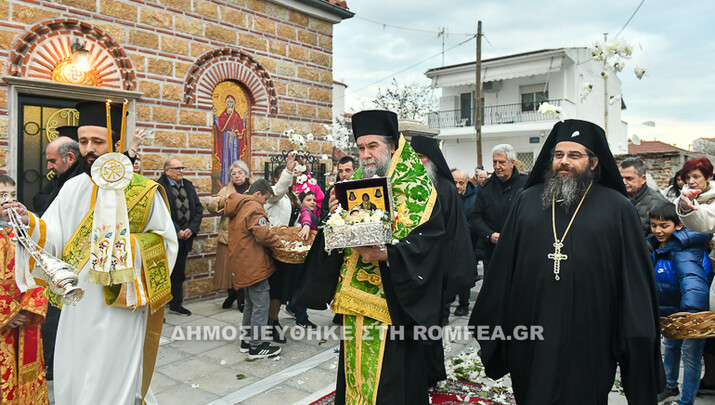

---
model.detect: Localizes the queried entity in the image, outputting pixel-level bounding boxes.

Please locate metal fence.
[427,99,566,129]
[263,150,326,191]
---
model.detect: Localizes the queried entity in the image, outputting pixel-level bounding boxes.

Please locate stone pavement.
[47,280,715,404]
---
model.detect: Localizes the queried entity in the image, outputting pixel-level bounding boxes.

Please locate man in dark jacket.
[620,157,668,236]
[468,144,527,271]
[158,158,204,316]
[32,134,82,216]
[320,156,357,222]
[452,169,479,313]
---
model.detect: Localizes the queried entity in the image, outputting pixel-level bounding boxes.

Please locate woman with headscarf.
[207,160,251,310]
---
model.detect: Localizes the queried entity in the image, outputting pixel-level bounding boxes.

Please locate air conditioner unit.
[483,80,502,93]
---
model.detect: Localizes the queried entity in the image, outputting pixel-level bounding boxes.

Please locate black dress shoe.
[454,306,470,316]
[222,296,236,309]
[270,319,287,344]
[169,305,192,316]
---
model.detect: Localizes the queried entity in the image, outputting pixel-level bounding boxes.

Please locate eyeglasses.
[553,151,588,160]
[230,172,246,177]
[0,192,17,201]
[167,167,185,171]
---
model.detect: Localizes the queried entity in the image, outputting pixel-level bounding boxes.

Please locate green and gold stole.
[49,174,171,311]
[331,134,437,405]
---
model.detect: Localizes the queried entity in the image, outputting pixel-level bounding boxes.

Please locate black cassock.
[470,183,664,404]
[296,200,446,405]
[424,176,477,385]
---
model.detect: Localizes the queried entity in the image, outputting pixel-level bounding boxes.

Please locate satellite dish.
[630,134,641,145]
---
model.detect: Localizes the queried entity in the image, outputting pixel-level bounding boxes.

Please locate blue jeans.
[286,300,308,323]
[663,337,706,405]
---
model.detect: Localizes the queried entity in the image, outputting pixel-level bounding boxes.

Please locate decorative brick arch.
[8,18,136,90]
[184,48,278,115]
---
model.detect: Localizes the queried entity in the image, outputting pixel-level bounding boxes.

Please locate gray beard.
[424,160,438,186]
[361,152,392,178]
[540,166,595,211]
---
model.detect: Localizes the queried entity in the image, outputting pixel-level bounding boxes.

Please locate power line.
[337,35,477,100]
[615,0,646,38]
[354,16,475,36]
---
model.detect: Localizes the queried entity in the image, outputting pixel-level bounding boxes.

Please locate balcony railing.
[427,99,566,129]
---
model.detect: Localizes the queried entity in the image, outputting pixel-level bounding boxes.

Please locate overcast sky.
[332,0,715,149]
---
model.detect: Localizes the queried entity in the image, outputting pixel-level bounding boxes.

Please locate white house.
[424,47,628,173]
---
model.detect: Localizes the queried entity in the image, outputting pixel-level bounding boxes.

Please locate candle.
[119,99,128,152]
[106,99,112,153]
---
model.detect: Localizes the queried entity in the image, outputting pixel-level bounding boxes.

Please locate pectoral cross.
[547,241,568,281]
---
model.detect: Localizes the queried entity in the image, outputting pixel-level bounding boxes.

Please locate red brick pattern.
[184,48,277,115]
[8,18,136,90]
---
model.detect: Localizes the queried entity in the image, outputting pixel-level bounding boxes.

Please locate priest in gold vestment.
[13,101,178,405]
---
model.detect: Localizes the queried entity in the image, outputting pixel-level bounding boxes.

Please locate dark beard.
[80,152,99,176]
[540,165,595,211]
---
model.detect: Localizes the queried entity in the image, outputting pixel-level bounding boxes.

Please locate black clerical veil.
[410,135,452,182]
[525,119,627,196]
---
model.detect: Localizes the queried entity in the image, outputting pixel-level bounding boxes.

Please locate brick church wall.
[0,0,343,299]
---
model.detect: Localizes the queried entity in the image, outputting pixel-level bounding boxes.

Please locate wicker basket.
[661,311,715,339]
[270,226,316,264]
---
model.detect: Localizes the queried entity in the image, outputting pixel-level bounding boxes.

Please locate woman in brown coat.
[207,160,251,309]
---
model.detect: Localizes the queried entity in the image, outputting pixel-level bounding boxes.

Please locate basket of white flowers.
[271,226,316,264]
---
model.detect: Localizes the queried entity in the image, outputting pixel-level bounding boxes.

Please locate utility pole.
[437,27,447,66]
[475,21,483,167]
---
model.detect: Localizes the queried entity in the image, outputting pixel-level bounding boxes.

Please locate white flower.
[634,66,647,80]
[608,95,620,105]
[295,164,307,173]
[612,60,624,72]
[369,209,387,223]
[321,154,329,160]
[296,174,308,184]
[326,134,335,142]
[308,178,317,185]
[579,82,593,100]
[538,102,561,115]
[600,70,609,79]
[326,213,346,226]
[306,133,314,141]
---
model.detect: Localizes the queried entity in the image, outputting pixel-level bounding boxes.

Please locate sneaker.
[296,319,317,329]
[271,320,287,344]
[283,306,296,319]
[239,340,250,353]
[248,342,281,359]
[454,306,470,316]
[169,305,192,316]
[699,379,715,395]
[657,386,679,402]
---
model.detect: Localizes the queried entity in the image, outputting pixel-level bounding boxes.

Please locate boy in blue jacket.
[650,202,713,404]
